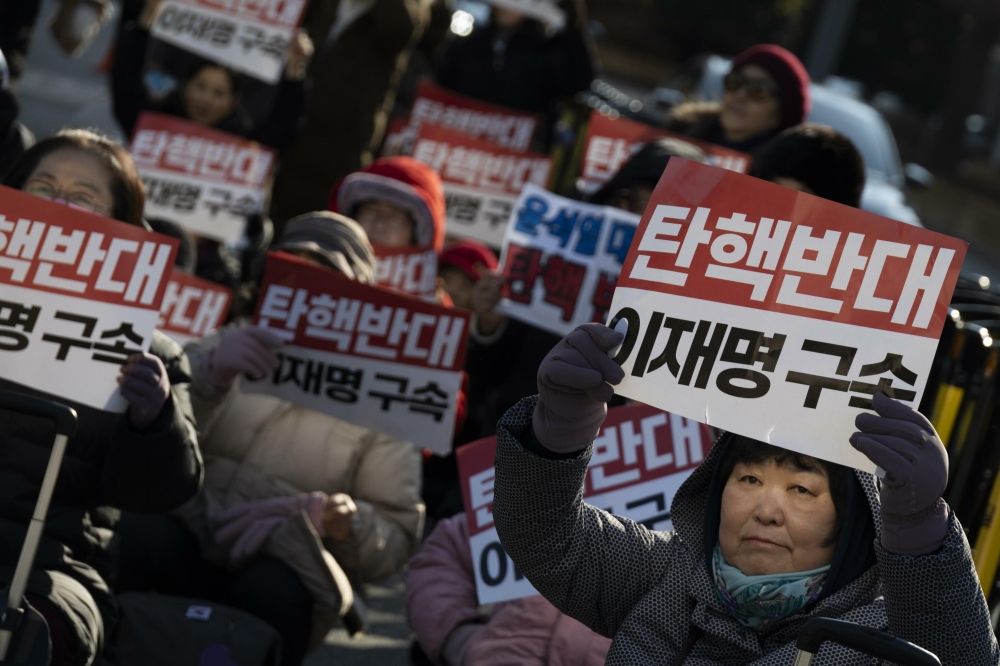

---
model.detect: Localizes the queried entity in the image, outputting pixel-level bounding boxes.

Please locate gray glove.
[118,352,170,430]
[532,323,625,453]
[849,392,950,556]
[203,326,284,388]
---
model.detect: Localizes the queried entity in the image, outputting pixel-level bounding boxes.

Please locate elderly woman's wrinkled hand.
[203,326,285,388]
[849,393,950,556]
[532,323,625,453]
[118,352,170,430]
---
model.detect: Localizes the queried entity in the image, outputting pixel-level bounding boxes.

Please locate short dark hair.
[3,128,146,227]
[185,60,241,97]
[720,436,848,547]
[752,124,866,208]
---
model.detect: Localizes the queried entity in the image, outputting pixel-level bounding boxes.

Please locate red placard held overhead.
[245,252,470,453]
[580,111,751,193]
[130,112,276,243]
[150,0,310,84]
[413,123,553,247]
[608,159,967,472]
[0,185,179,411]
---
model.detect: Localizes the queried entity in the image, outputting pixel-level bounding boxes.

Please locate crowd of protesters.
[0,0,995,665]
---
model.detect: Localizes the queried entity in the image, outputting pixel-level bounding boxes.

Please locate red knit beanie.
[439,239,498,283]
[731,44,811,129]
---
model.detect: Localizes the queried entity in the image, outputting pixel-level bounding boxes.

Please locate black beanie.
[752,124,866,208]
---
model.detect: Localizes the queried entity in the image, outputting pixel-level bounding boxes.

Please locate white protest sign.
[151,0,308,84]
[243,252,471,454]
[130,112,276,244]
[0,186,178,411]
[413,123,552,248]
[456,403,712,604]
[496,185,640,336]
[158,270,232,347]
[608,159,968,472]
[482,0,565,30]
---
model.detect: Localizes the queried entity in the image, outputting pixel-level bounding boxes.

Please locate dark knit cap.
[731,44,811,129]
[752,123,866,208]
[276,211,376,284]
[590,137,707,207]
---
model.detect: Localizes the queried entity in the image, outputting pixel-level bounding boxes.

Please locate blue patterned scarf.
[712,544,829,629]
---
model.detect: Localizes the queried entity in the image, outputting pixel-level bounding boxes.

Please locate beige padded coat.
[183,328,425,584]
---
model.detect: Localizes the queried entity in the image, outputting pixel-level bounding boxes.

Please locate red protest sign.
[388,82,538,156]
[246,252,470,452]
[0,185,179,411]
[158,270,232,346]
[131,112,276,243]
[609,159,968,472]
[456,403,712,603]
[151,0,309,83]
[372,244,439,301]
[580,111,751,192]
[413,123,553,247]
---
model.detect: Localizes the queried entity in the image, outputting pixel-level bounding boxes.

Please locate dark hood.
[671,431,880,620]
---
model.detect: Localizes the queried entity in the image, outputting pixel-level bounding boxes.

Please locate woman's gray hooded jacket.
[493,396,999,665]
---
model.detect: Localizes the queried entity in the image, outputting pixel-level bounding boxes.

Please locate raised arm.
[851,393,999,664]
[493,324,685,639]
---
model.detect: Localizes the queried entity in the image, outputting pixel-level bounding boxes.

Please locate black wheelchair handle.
[797,618,940,666]
[0,390,78,437]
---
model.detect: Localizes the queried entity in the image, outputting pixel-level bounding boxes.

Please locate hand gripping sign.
[383,81,539,156]
[413,123,553,248]
[245,252,470,453]
[151,0,309,84]
[608,159,967,472]
[457,403,713,604]
[158,270,232,346]
[0,186,179,412]
[579,111,751,193]
[130,112,276,244]
[497,185,640,336]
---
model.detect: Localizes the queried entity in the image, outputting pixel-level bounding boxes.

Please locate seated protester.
[407,513,611,666]
[0,129,201,666]
[330,156,446,254]
[110,0,312,151]
[751,123,866,208]
[666,44,810,157]
[118,212,424,666]
[491,323,998,665]
[588,137,707,214]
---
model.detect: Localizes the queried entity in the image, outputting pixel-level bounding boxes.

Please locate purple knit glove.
[849,393,950,556]
[118,352,171,430]
[214,493,328,561]
[203,326,285,388]
[532,323,625,454]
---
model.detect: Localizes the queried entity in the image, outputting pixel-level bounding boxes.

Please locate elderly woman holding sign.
[492,323,998,664]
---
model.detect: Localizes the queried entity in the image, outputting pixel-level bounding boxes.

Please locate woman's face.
[719,457,838,575]
[23,148,115,217]
[355,201,416,248]
[440,266,476,310]
[719,64,783,144]
[183,66,237,126]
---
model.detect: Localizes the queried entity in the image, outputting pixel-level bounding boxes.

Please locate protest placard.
[158,270,232,346]
[413,123,553,247]
[372,244,438,301]
[130,112,276,244]
[0,186,178,412]
[481,0,565,30]
[150,0,309,84]
[244,252,470,453]
[496,184,640,336]
[608,159,967,472]
[457,403,712,604]
[579,111,751,193]
[384,82,538,156]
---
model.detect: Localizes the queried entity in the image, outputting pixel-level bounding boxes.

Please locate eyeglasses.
[724,72,780,102]
[23,179,112,216]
